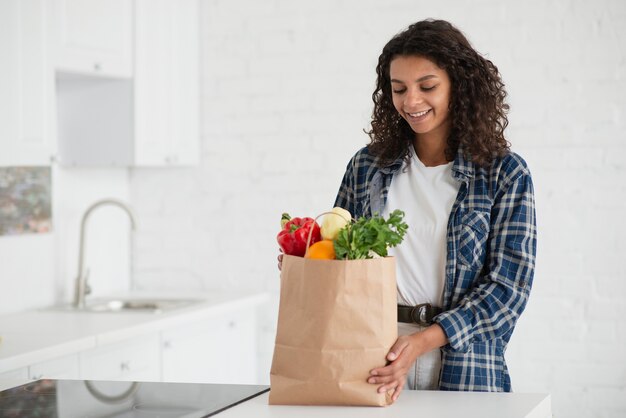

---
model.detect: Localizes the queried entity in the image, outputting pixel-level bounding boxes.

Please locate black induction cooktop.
[0,379,269,417]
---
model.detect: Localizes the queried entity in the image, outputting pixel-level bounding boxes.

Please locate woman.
[334,19,537,400]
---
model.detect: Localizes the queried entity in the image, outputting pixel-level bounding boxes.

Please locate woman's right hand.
[277,249,283,271]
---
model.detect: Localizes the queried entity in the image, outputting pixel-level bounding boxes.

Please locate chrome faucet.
[73,198,137,309]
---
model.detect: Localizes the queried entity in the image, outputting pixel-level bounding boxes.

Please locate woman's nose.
[404,89,424,108]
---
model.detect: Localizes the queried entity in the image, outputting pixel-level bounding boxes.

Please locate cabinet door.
[80,334,160,381]
[0,0,52,166]
[161,311,257,384]
[51,0,133,78]
[134,0,199,166]
[29,354,80,380]
[0,367,28,380]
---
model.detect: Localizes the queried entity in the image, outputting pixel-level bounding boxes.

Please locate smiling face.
[389,55,452,143]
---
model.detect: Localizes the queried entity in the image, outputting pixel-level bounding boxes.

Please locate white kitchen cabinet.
[79,334,160,381]
[161,310,257,384]
[134,0,199,166]
[51,0,133,78]
[28,354,80,380]
[0,0,53,166]
[0,367,28,380]
[55,0,200,167]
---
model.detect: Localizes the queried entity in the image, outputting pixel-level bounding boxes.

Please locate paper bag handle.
[304,211,353,256]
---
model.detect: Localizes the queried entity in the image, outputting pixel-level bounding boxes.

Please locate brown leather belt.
[397,304,442,326]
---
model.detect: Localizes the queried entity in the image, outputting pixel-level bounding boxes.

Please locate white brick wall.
[129,1,626,416]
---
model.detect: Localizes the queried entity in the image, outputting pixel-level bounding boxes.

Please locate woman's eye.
[421,85,437,91]
[392,89,406,94]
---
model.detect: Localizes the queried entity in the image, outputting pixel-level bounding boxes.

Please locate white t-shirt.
[382,147,460,307]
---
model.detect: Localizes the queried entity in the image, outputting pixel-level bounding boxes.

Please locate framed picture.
[0,167,52,236]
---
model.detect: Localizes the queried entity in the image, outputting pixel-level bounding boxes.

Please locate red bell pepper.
[277,213,322,257]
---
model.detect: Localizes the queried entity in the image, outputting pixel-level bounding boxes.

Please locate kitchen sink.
[48,298,204,313]
[85,298,203,313]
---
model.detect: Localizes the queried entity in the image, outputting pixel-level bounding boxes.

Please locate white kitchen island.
[219,390,552,418]
[0,380,551,417]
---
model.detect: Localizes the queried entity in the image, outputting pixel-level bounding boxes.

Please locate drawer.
[80,334,159,381]
[29,354,80,380]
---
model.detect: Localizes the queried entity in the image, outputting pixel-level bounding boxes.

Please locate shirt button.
[519,280,527,288]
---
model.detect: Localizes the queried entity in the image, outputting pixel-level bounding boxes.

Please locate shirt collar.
[378,154,404,175]
[451,146,475,181]
[378,145,475,180]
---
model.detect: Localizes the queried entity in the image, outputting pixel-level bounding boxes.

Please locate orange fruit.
[305,240,336,260]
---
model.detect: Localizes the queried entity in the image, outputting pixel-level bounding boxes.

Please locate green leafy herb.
[333,209,408,260]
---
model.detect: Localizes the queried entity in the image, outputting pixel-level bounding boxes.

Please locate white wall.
[0,167,131,314]
[128,1,626,417]
[1,0,622,416]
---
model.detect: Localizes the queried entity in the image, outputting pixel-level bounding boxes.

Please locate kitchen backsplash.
[0,167,52,236]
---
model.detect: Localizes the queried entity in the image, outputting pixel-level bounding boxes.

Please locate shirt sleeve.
[333,155,357,216]
[435,164,537,352]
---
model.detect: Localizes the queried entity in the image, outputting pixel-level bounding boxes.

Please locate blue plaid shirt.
[334,146,537,392]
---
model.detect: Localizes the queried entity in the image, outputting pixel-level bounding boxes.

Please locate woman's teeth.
[408,109,430,117]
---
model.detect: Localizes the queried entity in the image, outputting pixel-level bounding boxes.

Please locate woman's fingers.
[377,382,396,393]
[377,380,404,396]
[368,361,403,387]
[368,373,393,384]
[368,335,414,399]
[386,336,410,361]
[277,251,283,270]
[369,336,411,377]
[391,384,404,401]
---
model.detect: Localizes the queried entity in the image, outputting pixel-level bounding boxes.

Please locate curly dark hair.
[367,19,510,168]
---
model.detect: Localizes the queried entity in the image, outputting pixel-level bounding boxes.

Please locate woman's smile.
[406,108,432,121]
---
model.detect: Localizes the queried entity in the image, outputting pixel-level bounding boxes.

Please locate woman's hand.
[368,324,448,401]
[368,334,420,401]
[277,249,283,271]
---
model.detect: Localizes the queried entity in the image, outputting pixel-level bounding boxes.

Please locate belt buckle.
[410,303,432,326]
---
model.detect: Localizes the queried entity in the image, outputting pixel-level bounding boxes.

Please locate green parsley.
[333,209,408,260]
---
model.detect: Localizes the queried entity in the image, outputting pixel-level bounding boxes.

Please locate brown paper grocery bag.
[269,254,398,406]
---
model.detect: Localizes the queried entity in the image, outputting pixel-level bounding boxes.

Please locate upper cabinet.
[51,0,133,78]
[54,0,200,167]
[0,0,53,166]
[0,0,199,168]
[134,0,199,166]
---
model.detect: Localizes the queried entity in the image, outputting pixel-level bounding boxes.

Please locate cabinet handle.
[163,340,172,349]
[31,374,43,380]
[120,361,130,372]
[94,62,102,71]
[229,321,236,328]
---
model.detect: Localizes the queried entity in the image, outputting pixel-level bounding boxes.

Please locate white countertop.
[0,291,269,373]
[220,390,552,418]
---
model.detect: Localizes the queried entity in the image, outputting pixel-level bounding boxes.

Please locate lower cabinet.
[79,334,160,381]
[0,357,79,382]
[2,306,261,384]
[29,354,80,380]
[161,310,257,384]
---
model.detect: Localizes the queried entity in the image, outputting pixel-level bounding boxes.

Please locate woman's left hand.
[368,324,448,401]
[367,334,420,401]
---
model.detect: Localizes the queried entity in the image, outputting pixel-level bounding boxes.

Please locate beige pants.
[398,322,441,390]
